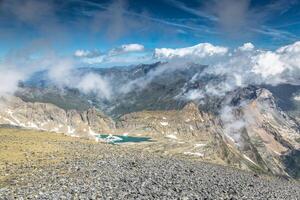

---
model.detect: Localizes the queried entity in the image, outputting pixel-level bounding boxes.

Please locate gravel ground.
[0,130,300,199]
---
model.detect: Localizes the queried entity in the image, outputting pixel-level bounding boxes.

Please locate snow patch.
[2,117,18,126]
[67,126,75,135]
[6,109,24,126]
[160,121,169,126]
[166,134,177,139]
[189,125,194,131]
[194,143,206,148]
[27,122,38,129]
[243,154,257,165]
[50,127,59,133]
[99,134,123,143]
[183,152,204,157]
[71,135,80,138]
[88,127,96,136]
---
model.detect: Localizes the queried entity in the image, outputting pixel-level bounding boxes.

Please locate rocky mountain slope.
[16,63,300,119]
[116,87,300,177]
[16,62,205,117]
[226,87,300,177]
[1,88,300,178]
[1,128,300,199]
[117,102,242,166]
[1,62,300,178]
[0,96,115,138]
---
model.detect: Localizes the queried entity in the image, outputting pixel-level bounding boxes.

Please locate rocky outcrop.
[0,96,115,138]
[117,102,254,171]
[224,88,300,176]
[117,102,217,138]
[117,89,300,177]
[1,87,299,178]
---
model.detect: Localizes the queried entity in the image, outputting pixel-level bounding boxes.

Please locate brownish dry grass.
[0,128,93,185]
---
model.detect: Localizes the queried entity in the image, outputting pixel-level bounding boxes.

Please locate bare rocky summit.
[0,96,115,138]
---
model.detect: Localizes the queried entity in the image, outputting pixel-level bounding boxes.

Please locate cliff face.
[117,102,217,137]
[117,102,250,170]
[0,96,115,138]
[116,88,300,177]
[1,87,300,178]
[235,88,300,176]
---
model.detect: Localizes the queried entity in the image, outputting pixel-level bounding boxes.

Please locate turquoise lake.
[96,134,152,144]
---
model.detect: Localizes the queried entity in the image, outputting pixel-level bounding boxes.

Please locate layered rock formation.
[1,87,299,178]
[0,96,115,138]
[230,88,300,176]
[117,88,300,177]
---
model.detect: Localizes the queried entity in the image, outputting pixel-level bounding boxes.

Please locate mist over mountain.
[1,0,300,198]
[15,42,300,120]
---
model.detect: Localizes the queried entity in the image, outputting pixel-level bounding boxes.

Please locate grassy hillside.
[0,128,93,187]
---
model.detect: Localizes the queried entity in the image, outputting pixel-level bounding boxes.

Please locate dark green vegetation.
[17,63,300,120]
[17,63,204,118]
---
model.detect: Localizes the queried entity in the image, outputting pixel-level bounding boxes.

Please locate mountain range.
[1,62,300,179]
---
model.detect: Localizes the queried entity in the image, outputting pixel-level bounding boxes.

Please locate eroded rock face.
[1,87,300,178]
[116,89,300,177]
[117,102,217,137]
[222,88,300,176]
[0,96,115,138]
[117,102,250,170]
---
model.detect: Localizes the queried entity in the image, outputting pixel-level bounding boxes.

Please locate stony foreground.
[0,128,299,199]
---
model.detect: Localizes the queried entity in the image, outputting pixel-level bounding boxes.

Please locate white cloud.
[47,58,74,87]
[77,73,111,99]
[220,105,245,145]
[294,95,300,101]
[238,42,255,51]
[275,41,300,75]
[120,44,145,52]
[47,58,112,99]
[118,41,300,97]
[153,43,228,60]
[75,44,148,67]
[109,43,145,55]
[74,49,101,58]
[0,69,24,96]
[276,41,300,54]
[74,50,90,57]
[80,56,106,65]
[177,41,300,101]
[251,51,286,78]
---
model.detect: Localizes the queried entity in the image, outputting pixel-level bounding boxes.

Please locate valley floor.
[0,128,299,199]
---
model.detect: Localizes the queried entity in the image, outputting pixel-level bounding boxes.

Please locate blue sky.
[0,0,300,56]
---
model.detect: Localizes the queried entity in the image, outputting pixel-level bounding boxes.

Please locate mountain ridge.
[2,62,300,179]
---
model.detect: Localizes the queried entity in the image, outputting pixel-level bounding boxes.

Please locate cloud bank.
[154,43,228,60]
[74,43,150,67]
[74,50,102,58]
[1,40,300,107]
[109,44,145,55]
[177,41,300,102]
